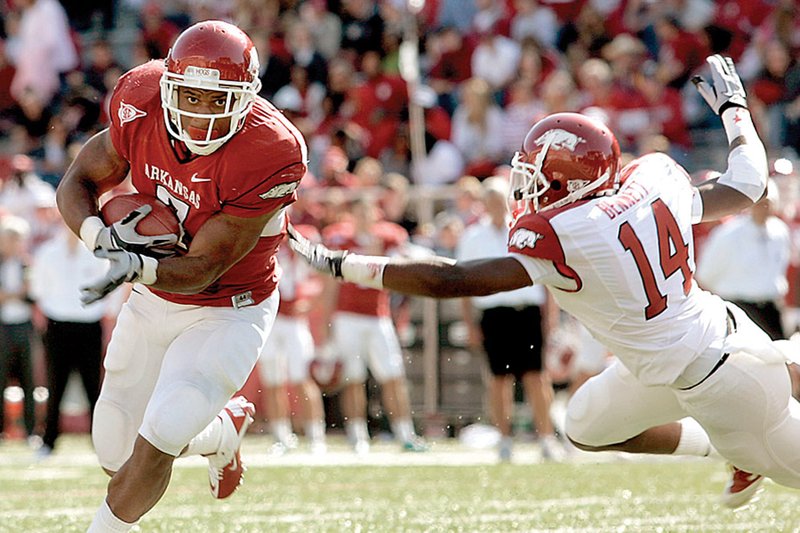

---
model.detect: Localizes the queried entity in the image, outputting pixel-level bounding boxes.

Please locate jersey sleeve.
[107,60,163,163]
[108,78,131,161]
[220,137,307,218]
[508,213,582,291]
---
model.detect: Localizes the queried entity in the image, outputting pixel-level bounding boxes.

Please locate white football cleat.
[720,465,764,509]
[208,396,255,499]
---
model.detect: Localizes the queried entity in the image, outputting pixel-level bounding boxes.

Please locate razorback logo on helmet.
[259,180,300,200]
[118,101,147,125]
[534,128,585,152]
[509,228,543,250]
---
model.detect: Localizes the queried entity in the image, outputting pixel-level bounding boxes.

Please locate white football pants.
[258,314,314,386]
[331,312,405,383]
[93,285,278,471]
[566,307,800,489]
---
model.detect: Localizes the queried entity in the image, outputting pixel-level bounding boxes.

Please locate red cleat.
[207,396,255,499]
[720,465,764,509]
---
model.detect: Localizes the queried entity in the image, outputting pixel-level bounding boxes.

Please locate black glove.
[97,205,179,258]
[286,223,347,278]
[81,248,147,304]
[691,54,747,116]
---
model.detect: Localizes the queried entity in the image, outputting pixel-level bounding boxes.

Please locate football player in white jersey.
[289,55,800,508]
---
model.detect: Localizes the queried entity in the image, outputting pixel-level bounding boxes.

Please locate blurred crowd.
[3,0,800,444]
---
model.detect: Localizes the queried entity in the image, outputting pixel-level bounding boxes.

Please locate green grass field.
[1,435,799,532]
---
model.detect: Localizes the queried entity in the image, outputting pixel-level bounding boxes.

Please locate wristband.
[139,256,159,285]
[80,216,106,251]
[341,255,390,289]
[721,107,757,145]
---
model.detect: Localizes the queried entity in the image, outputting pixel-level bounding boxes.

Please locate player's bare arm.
[152,208,280,294]
[690,55,768,222]
[288,224,532,298]
[56,129,130,234]
[383,257,532,297]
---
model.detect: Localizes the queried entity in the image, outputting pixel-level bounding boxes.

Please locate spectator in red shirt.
[0,41,16,118]
[427,26,473,114]
[139,3,180,60]
[711,0,776,60]
[654,16,708,89]
[634,60,692,158]
[350,50,408,158]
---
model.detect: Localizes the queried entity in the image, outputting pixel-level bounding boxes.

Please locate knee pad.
[93,398,138,472]
[564,381,612,447]
[140,382,215,457]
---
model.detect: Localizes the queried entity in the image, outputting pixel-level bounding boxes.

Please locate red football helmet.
[159,20,261,155]
[510,112,621,214]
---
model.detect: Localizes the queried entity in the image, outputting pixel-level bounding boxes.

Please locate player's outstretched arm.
[287,224,532,298]
[690,55,768,222]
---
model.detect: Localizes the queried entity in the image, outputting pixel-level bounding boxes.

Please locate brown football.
[100,193,182,253]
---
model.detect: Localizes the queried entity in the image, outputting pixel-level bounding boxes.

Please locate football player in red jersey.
[291,56,800,507]
[319,196,427,453]
[55,21,307,532]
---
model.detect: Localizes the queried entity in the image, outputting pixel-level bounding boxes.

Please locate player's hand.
[286,223,347,278]
[97,205,179,257]
[691,55,747,115]
[80,248,147,304]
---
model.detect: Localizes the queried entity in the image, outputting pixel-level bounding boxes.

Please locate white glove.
[287,223,347,278]
[95,205,179,257]
[691,54,747,116]
[80,248,154,304]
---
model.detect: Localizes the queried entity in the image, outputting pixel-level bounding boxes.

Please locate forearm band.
[717,109,768,202]
[341,254,390,289]
[140,256,158,285]
[80,216,105,251]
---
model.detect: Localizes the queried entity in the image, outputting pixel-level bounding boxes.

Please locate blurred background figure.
[696,179,790,341]
[5,0,78,107]
[0,215,36,444]
[456,177,561,462]
[257,225,327,455]
[29,219,119,458]
[452,78,505,179]
[320,196,427,453]
[0,155,56,229]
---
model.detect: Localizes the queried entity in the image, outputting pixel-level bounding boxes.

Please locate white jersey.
[510,153,729,386]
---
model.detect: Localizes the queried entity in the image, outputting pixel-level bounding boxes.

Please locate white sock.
[270,418,293,444]
[305,419,327,443]
[390,417,415,443]
[181,416,222,457]
[345,418,369,443]
[673,419,712,457]
[87,499,137,533]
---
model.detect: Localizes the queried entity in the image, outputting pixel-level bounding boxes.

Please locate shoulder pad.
[508,213,565,262]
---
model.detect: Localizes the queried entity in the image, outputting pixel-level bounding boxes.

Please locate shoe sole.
[721,476,764,509]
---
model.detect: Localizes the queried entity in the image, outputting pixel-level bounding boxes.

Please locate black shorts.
[479,305,544,377]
